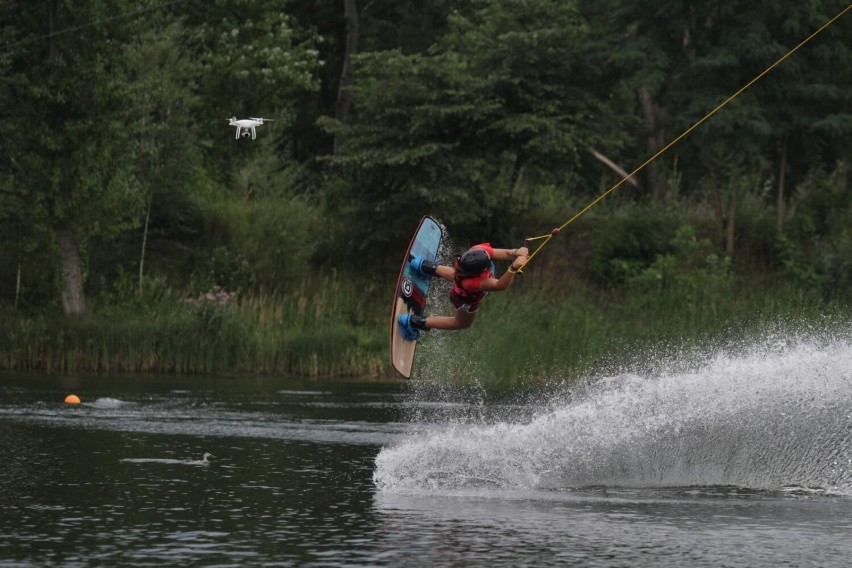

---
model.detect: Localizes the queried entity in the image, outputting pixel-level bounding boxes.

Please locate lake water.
[2,334,852,566]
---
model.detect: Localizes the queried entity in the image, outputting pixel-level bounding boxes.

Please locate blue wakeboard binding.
[398,314,428,341]
[410,257,438,278]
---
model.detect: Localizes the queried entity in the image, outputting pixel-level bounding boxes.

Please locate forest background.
[0,0,850,384]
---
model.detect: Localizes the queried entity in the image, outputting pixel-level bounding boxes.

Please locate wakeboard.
[389,215,443,378]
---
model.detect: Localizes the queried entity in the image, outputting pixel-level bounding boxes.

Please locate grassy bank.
[1,272,846,384]
[443,280,847,383]
[0,278,388,378]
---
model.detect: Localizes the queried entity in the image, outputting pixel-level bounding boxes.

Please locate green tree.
[754,0,852,237]
[590,0,701,202]
[322,0,633,254]
[666,0,852,250]
[124,17,204,295]
[0,1,145,316]
[0,0,26,306]
[597,0,851,254]
[181,0,322,183]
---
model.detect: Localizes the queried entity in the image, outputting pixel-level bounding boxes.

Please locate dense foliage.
[0,0,850,378]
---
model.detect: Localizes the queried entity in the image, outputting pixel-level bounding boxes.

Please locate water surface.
[2,335,852,566]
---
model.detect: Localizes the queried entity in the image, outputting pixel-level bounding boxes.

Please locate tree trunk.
[334,0,360,154]
[725,187,737,257]
[50,4,85,316]
[139,188,154,295]
[58,227,86,317]
[637,86,668,203]
[776,132,788,238]
[15,263,21,309]
[710,172,723,234]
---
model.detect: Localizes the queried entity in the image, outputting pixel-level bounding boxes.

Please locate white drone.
[228,116,272,140]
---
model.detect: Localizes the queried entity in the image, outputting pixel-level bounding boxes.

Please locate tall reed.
[1,268,847,383]
[0,275,387,377]
[414,275,848,385]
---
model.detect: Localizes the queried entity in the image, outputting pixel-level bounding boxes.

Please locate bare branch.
[590,149,640,188]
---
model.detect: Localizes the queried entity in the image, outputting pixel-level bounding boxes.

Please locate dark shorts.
[450,291,482,313]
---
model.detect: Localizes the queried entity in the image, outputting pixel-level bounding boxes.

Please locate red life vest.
[450,243,495,304]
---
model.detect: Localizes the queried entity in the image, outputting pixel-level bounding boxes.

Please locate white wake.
[374,331,852,495]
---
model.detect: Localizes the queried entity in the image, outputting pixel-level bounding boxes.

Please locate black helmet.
[459,248,491,275]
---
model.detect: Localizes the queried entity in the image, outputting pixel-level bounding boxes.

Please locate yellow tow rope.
[518,3,852,274]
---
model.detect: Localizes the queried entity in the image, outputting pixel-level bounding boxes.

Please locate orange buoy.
[64,394,81,404]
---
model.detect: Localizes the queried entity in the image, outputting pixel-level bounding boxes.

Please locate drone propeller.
[249,117,273,122]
